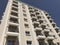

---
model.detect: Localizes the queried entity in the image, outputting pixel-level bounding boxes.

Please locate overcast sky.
[0,0,60,27]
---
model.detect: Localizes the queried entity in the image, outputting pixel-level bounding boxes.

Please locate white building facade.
[0,0,60,45]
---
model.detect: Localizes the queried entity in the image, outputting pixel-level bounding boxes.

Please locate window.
[22,4,25,9]
[13,1,18,4]
[0,20,1,24]
[57,43,59,45]
[55,28,59,33]
[52,24,56,27]
[12,7,18,11]
[10,17,18,23]
[31,14,35,17]
[41,25,46,30]
[48,42,52,45]
[59,34,60,37]
[36,12,40,15]
[25,31,30,36]
[49,20,53,23]
[11,11,18,17]
[23,10,26,12]
[24,24,29,28]
[23,14,27,17]
[32,18,37,22]
[37,16,41,19]
[39,41,45,45]
[33,23,39,28]
[36,31,42,36]
[24,18,28,22]
[6,36,19,45]
[12,4,18,7]
[8,25,19,32]
[27,41,32,45]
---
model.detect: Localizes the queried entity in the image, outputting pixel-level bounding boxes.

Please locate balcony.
[12,4,18,8]
[29,10,34,13]
[41,22,47,26]
[36,13,42,16]
[10,15,18,19]
[47,36,54,40]
[31,16,37,19]
[11,11,18,17]
[55,27,60,33]
[13,1,18,4]
[29,9,34,12]
[36,12,40,15]
[11,10,18,14]
[41,24,46,30]
[37,35,46,40]
[12,7,18,11]
[35,27,42,31]
[33,21,39,24]
[58,32,60,35]
[6,36,19,45]
[52,22,56,25]
[8,25,19,32]
[10,17,18,23]
[44,29,50,33]
[49,18,53,21]
[9,22,19,26]
[38,18,45,21]
[31,14,35,17]
[30,12,35,15]
[0,20,1,24]
[47,16,51,19]
[32,18,37,22]
[54,26,59,29]
[44,11,48,14]
[7,32,19,36]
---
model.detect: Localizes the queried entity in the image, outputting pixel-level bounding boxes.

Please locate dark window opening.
[12,7,18,11]
[33,24,39,28]
[25,31,30,36]
[12,4,18,7]
[24,24,29,28]
[11,12,18,17]
[13,1,18,4]
[8,25,19,32]
[27,41,32,45]
[6,36,19,45]
[10,17,18,23]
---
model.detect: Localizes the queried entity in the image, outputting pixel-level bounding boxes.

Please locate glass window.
[24,18,28,22]
[23,14,27,17]
[25,31,30,36]
[27,41,32,45]
[24,24,29,28]
[6,36,19,45]
[11,11,18,17]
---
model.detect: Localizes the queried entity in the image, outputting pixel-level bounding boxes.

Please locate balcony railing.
[44,29,50,33]
[47,36,54,40]
[35,27,42,31]
[37,35,46,40]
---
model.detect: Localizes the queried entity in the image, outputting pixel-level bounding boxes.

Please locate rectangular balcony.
[7,32,19,36]
[37,35,46,40]
[33,21,39,24]
[9,17,18,23]
[9,22,19,26]
[6,36,19,45]
[35,27,42,31]
[44,29,50,33]
[8,25,19,32]
[47,36,54,40]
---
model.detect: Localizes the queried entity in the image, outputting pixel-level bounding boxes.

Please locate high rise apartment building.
[0,0,60,45]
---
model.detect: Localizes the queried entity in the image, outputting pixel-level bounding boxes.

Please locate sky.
[0,0,60,27]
